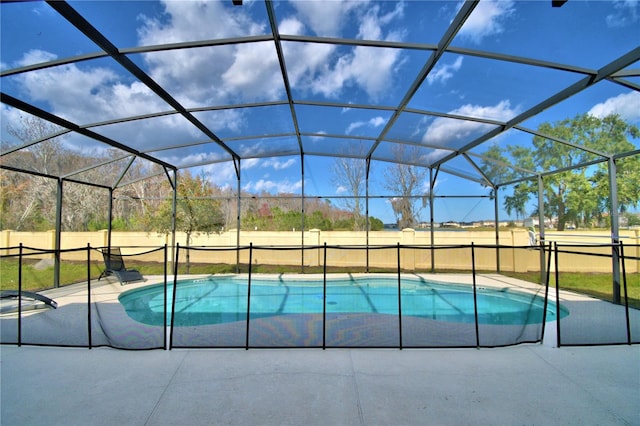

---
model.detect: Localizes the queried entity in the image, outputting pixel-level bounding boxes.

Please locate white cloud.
[588,91,640,122]
[335,185,347,194]
[284,4,405,101]
[261,158,297,170]
[378,1,406,26]
[370,116,386,127]
[241,158,261,169]
[139,1,264,45]
[221,42,283,101]
[427,56,464,85]
[458,1,515,44]
[421,149,453,166]
[606,0,639,27]
[8,48,250,152]
[160,149,227,169]
[238,157,297,171]
[452,100,518,121]
[16,49,57,67]
[202,162,238,187]
[346,122,365,134]
[310,131,328,142]
[15,54,116,121]
[10,52,208,148]
[243,178,303,194]
[138,1,278,105]
[10,0,405,143]
[422,100,518,147]
[279,17,338,92]
[288,0,366,37]
[311,44,402,100]
[346,116,387,134]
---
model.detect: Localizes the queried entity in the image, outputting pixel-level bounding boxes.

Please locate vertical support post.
[107,188,113,251]
[554,242,561,347]
[17,243,23,346]
[537,175,546,285]
[246,242,253,350]
[620,242,631,345]
[301,155,305,272]
[236,160,241,273]
[54,178,63,288]
[87,243,92,349]
[163,244,168,350]
[169,243,180,350]
[397,242,403,349]
[170,170,178,276]
[471,242,480,349]
[429,168,436,273]
[540,242,553,343]
[493,186,500,273]
[366,158,370,273]
[608,157,621,304]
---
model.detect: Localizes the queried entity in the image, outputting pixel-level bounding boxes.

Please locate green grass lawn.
[2,257,638,309]
[502,271,640,310]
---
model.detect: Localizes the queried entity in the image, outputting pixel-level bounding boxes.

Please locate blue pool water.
[119,276,568,327]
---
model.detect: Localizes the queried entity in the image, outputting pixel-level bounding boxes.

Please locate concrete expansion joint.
[349,350,366,426]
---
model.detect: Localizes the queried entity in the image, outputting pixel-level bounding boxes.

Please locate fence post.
[540,242,553,344]
[471,242,480,349]
[323,242,327,350]
[163,244,168,350]
[18,243,23,346]
[87,243,92,349]
[245,242,253,350]
[635,229,640,274]
[169,243,180,350]
[554,242,561,347]
[397,242,403,350]
[620,242,631,345]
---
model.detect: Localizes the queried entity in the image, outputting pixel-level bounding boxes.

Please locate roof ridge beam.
[120,35,274,54]
[281,34,598,77]
[280,34,437,51]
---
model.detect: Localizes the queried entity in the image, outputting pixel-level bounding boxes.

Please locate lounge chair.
[0,290,58,314]
[99,247,144,285]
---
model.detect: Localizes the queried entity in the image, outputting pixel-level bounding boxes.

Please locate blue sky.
[1,0,639,224]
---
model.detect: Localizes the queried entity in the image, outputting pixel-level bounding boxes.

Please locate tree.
[502,114,639,230]
[2,115,173,232]
[2,116,63,230]
[331,153,366,230]
[150,171,224,272]
[384,146,428,229]
[1,116,110,231]
[479,143,511,197]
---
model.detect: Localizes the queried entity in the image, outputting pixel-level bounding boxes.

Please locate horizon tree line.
[1,113,638,234]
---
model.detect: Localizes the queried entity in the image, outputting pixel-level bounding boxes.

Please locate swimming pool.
[119,276,567,327]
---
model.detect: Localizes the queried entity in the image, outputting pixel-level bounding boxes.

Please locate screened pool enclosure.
[1,0,639,348]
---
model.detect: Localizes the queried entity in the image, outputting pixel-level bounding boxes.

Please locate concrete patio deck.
[1,344,638,425]
[2,274,639,424]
